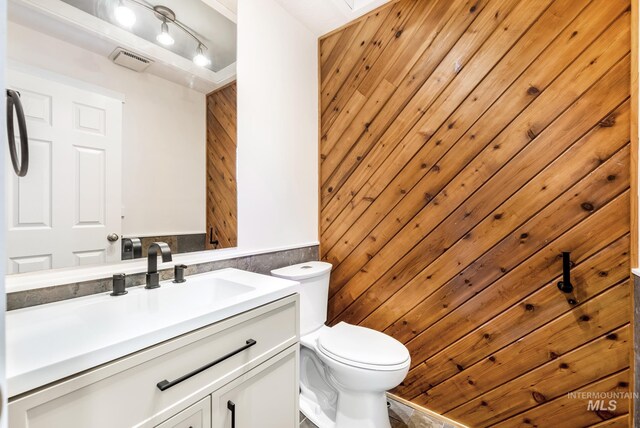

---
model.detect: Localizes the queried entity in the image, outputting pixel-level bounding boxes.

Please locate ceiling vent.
[110,48,153,72]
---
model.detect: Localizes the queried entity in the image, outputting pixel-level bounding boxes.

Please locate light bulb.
[193,45,211,67]
[114,0,136,28]
[156,20,175,46]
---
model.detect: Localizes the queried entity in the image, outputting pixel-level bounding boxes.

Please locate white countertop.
[631,268,640,277]
[6,268,299,397]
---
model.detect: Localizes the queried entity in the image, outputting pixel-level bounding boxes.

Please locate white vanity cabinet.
[8,295,299,428]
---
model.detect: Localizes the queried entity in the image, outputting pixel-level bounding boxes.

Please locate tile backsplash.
[7,245,319,311]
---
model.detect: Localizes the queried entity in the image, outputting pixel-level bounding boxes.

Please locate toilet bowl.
[272,262,410,428]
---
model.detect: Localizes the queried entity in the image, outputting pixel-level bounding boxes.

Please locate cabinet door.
[156,396,211,428]
[211,347,298,428]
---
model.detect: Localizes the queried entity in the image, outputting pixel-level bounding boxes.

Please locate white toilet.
[272,261,410,428]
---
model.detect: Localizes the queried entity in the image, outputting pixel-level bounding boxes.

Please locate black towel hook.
[557,251,573,293]
[6,89,29,177]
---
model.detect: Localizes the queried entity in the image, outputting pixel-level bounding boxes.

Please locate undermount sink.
[6,268,299,397]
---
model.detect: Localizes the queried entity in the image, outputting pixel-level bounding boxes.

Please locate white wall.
[236,0,319,251]
[6,21,206,237]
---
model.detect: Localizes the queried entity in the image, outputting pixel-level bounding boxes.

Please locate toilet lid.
[318,322,410,367]
[271,261,332,281]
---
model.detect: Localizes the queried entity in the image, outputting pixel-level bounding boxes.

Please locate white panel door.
[5,68,122,273]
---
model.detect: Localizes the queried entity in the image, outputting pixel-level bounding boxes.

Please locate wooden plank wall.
[319,0,632,426]
[206,82,237,249]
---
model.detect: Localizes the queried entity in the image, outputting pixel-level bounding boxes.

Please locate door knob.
[107,233,120,242]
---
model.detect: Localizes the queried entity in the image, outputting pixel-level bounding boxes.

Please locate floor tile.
[300,417,318,428]
[408,411,445,428]
[391,418,410,428]
[389,399,415,424]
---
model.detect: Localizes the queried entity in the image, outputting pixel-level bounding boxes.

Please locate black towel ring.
[6,89,29,177]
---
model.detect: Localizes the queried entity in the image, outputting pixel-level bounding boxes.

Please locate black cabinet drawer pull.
[227,400,236,428]
[156,339,257,391]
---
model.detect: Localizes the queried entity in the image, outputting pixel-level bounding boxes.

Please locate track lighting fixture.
[114,1,212,68]
[156,19,175,46]
[193,44,211,67]
[114,0,136,28]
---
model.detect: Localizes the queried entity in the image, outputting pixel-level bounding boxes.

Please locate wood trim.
[386,392,468,428]
[630,0,638,269]
[630,0,638,423]
[318,36,323,254]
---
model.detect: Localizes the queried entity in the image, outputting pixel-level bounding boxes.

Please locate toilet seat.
[317,322,410,371]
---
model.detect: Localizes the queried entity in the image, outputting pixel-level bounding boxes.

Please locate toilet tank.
[271,261,332,336]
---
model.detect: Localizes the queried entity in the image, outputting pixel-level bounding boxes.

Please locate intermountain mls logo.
[567,391,636,412]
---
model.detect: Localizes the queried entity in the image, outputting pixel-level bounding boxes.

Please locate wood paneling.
[206,83,237,249]
[319,0,632,425]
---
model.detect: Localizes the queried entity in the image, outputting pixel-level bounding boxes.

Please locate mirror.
[5,0,237,274]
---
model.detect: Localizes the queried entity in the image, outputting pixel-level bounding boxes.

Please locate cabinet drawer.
[9,295,298,428]
[156,396,211,428]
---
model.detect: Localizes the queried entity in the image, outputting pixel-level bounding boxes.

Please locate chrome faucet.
[146,242,172,289]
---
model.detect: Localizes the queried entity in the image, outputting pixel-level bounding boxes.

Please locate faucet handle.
[173,264,187,283]
[110,273,128,296]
